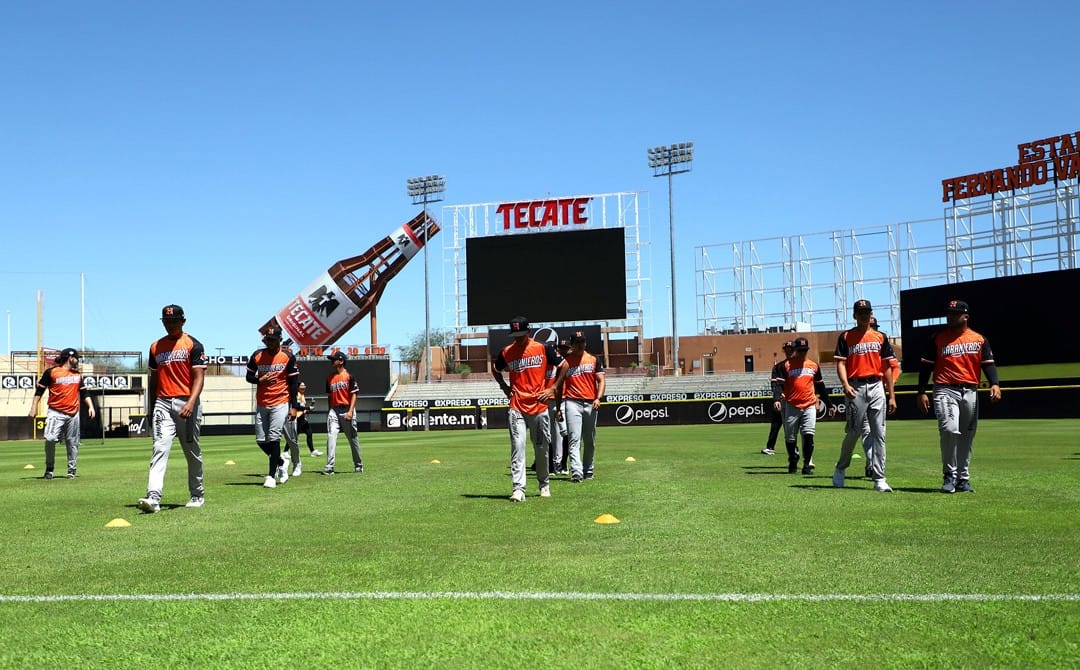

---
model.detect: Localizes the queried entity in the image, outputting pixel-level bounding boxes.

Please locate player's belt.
[848,377,881,384]
[937,383,978,391]
[567,397,596,402]
[333,404,349,410]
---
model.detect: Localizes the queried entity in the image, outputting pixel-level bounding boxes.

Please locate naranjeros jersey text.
[150,333,208,398]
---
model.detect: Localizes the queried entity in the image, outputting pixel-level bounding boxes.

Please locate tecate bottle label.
[276,271,362,346]
[390,224,424,261]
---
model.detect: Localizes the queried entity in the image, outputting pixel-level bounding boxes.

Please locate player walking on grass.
[29,348,95,479]
[324,351,363,475]
[493,316,566,501]
[138,305,208,513]
[917,300,1001,493]
[860,316,902,477]
[832,299,897,492]
[295,382,321,457]
[559,331,605,483]
[546,337,571,475]
[762,340,795,455]
[247,326,300,488]
[772,337,835,475]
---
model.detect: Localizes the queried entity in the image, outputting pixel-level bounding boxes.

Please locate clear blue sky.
[2,1,1077,359]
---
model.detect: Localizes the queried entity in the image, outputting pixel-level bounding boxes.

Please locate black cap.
[56,347,79,364]
[328,351,348,362]
[792,337,810,351]
[853,299,872,312]
[945,299,969,314]
[161,304,185,319]
[570,331,586,344]
[508,316,530,337]
[262,326,282,340]
[781,340,795,350]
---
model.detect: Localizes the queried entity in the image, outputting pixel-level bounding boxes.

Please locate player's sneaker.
[43,472,54,480]
[185,496,205,508]
[137,497,160,513]
[321,467,335,476]
[873,479,893,492]
[584,472,594,480]
[788,459,798,474]
[310,449,323,457]
[263,475,277,489]
[539,485,551,498]
[354,464,364,473]
[832,468,845,488]
[67,469,76,479]
[956,480,975,493]
[760,448,776,455]
[509,489,526,502]
[941,477,956,494]
[801,464,814,475]
[291,462,302,477]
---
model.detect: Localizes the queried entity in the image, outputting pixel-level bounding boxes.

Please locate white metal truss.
[696,218,945,336]
[945,180,1080,281]
[441,191,648,340]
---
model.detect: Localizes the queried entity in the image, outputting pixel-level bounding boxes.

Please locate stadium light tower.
[407,174,446,385]
[648,142,693,375]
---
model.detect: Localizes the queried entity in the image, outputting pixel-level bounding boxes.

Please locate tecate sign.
[614,405,671,425]
[707,402,767,423]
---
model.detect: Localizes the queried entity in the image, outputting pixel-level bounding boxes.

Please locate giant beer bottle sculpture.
[261,212,439,346]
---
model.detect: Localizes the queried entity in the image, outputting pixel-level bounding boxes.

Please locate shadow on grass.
[123,502,187,512]
[460,493,516,500]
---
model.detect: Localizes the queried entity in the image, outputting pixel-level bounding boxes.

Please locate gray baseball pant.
[933,384,979,482]
[146,397,204,500]
[564,398,598,478]
[508,408,549,493]
[43,407,80,475]
[836,380,887,480]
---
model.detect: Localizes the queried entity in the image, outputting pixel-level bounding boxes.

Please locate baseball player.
[295,382,322,457]
[324,351,363,474]
[546,337,571,474]
[557,331,605,482]
[917,300,1001,493]
[28,347,95,479]
[771,337,835,475]
[762,340,796,455]
[861,316,902,477]
[246,326,300,488]
[832,299,897,492]
[492,316,566,501]
[138,305,208,513]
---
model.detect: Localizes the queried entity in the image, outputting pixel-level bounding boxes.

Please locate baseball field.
[0,419,1076,668]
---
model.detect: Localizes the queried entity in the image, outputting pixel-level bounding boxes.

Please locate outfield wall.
[378,382,1080,431]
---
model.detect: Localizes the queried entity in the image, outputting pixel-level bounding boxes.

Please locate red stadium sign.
[495,197,590,230]
[941,131,1080,203]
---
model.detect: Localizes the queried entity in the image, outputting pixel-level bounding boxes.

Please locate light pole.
[648,142,693,376]
[406,175,446,385]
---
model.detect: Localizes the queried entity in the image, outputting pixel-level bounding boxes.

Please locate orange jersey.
[772,357,824,409]
[326,370,358,408]
[882,357,900,383]
[835,328,895,379]
[495,338,560,416]
[35,366,84,415]
[247,348,299,407]
[921,328,995,386]
[149,333,208,398]
[561,351,604,401]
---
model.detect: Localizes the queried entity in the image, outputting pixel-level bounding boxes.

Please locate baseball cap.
[262,326,282,340]
[853,299,872,312]
[161,304,185,319]
[945,299,969,314]
[327,351,348,362]
[56,347,79,363]
[781,340,795,350]
[508,316,530,337]
[570,331,586,344]
[792,337,810,351]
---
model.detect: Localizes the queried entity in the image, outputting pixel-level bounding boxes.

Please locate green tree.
[396,329,455,378]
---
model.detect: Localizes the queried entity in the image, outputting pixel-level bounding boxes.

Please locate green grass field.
[0,419,1076,669]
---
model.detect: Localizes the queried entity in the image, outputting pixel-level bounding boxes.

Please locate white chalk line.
[0,591,1076,604]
